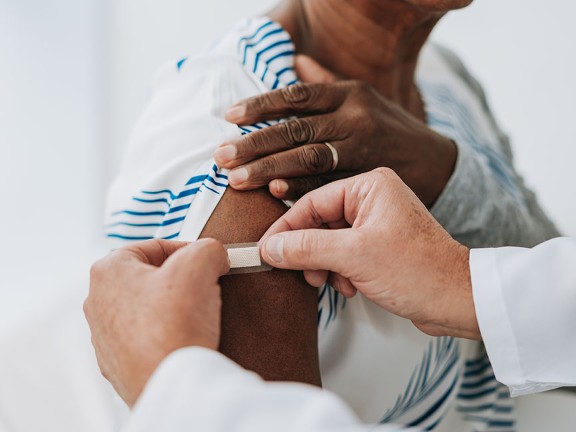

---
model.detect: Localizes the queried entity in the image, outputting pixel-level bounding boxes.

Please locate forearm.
[431,143,560,248]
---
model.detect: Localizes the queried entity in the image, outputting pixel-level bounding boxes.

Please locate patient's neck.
[268,0,443,119]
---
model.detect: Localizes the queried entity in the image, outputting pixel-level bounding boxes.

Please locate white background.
[0,1,575,430]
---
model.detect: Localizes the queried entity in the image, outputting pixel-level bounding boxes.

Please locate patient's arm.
[199,188,322,387]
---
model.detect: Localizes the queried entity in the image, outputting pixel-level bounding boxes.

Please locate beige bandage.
[224,243,273,275]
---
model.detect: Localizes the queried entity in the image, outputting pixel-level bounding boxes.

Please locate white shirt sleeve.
[470,237,576,397]
[105,54,269,249]
[123,348,418,432]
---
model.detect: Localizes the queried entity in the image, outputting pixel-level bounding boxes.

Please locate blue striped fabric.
[106,165,227,243]
[381,338,462,430]
[455,352,516,431]
[419,82,525,209]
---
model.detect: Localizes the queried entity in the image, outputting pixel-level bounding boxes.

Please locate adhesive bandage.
[224,243,273,275]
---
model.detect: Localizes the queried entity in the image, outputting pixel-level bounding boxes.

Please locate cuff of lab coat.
[470,248,525,397]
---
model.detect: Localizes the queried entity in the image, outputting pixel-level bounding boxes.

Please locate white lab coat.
[471,236,576,397]
[123,237,576,432]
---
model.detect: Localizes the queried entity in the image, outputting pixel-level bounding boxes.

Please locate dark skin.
[200,188,322,386]
[201,0,473,386]
[214,0,473,205]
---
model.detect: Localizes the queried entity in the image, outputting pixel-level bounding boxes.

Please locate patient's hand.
[215,55,456,208]
[84,239,229,407]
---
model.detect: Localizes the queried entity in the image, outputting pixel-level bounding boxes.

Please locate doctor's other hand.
[216,55,456,207]
[84,239,230,407]
[261,169,481,341]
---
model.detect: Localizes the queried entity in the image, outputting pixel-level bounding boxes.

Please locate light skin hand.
[84,239,230,407]
[260,169,480,340]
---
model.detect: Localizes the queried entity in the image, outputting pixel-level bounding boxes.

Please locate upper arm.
[200,187,322,386]
[105,57,321,385]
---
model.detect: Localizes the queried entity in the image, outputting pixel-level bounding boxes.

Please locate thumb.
[163,238,230,283]
[295,55,338,84]
[262,229,355,274]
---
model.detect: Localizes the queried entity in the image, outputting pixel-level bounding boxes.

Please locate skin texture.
[214,0,475,203]
[85,239,230,407]
[199,188,322,386]
[260,169,480,340]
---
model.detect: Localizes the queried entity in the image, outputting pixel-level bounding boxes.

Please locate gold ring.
[324,142,339,172]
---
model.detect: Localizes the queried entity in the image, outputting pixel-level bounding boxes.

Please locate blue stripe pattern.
[381,337,461,429]
[237,18,298,91]
[456,351,516,431]
[106,164,228,243]
[420,82,526,209]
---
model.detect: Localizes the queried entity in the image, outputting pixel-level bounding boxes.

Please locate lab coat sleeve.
[123,347,418,432]
[471,237,576,397]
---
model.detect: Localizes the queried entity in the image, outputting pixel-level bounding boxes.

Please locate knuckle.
[83,299,91,317]
[350,79,372,96]
[283,84,314,107]
[299,145,331,173]
[284,119,316,145]
[247,94,270,116]
[89,260,105,281]
[371,167,399,184]
[240,133,261,154]
[346,105,368,126]
[297,230,317,263]
[100,368,109,381]
[258,157,281,178]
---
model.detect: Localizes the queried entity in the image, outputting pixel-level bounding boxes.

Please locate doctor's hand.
[215,55,456,207]
[260,169,481,340]
[84,239,229,407]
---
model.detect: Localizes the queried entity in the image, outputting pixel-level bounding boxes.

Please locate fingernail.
[214,145,236,163]
[272,180,289,195]
[265,236,284,263]
[229,168,248,185]
[225,105,246,123]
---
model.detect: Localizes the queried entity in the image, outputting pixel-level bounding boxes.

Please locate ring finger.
[215,114,345,169]
[227,142,339,189]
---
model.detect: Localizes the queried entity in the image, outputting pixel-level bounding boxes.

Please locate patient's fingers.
[225,82,349,124]
[215,114,344,169]
[227,144,336,189]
